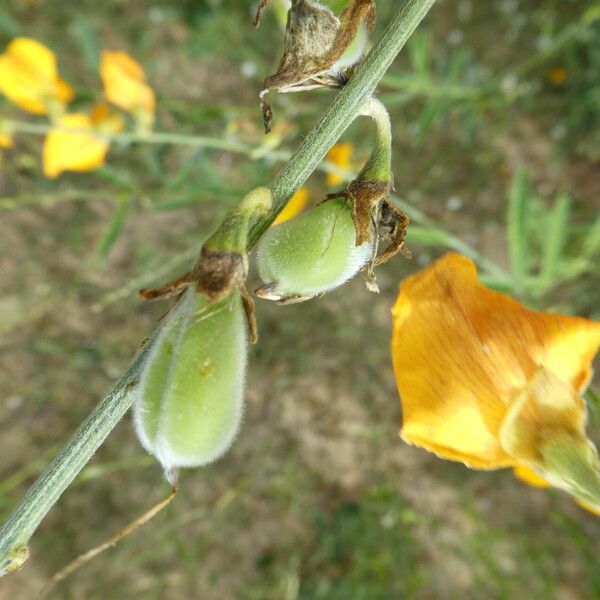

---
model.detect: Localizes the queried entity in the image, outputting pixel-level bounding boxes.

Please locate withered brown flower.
[254,0,376,132]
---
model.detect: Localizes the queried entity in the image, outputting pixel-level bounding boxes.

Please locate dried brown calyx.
[139,187,272,343]
[254,0,376,132]
[323,180,410,292]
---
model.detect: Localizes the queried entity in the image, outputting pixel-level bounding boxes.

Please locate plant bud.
[134,288,247,477]
[256,196,372,302]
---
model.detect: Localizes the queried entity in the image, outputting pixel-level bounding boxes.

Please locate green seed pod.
[134,288,247,479]
[256,196,372,302]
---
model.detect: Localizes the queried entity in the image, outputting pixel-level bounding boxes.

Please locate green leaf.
[73,15,101,72]
[96,198,129,258]
[407,32,431,79]
[507,167,531,289]
[539,192,571,289]
[0,10,21,37]
[585,387,600,432]
[583,213,600,258]
[406,226,451,246]
[415,98,446,142]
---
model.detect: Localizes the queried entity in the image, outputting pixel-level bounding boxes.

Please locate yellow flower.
[325,142,353,186]
[43,112,110,178]
[391,253,600,509]
[0,37,73,115]
[100,50,155,129]
[0,133,13,148]
[272,187,309,226]
[89,102,125,134]
[548,66,567,86]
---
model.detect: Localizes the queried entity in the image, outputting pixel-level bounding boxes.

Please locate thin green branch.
[0,0,437,577]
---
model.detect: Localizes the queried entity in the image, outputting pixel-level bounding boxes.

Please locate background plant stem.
[0,0,437,576]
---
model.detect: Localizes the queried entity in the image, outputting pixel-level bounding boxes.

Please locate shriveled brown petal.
[257,0,376,132]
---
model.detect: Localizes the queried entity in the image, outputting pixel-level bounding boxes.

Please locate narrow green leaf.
[0,10,21,37]
[539,192,571,289]
[507,167,530,289]
[415,98,446,142]
[583,213,600,258]
[96,198,129,258]
[408,32,431,78]
[73,15,101,71]
[585,387,600,432]
[406,226,451,246]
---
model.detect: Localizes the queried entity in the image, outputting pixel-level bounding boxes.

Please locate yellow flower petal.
[0,37,73,114]
[500,368,586,464]
[576,499,600,516]
[90,102,125,134]
[0,133,13,148]
[100,50,155,123]
[272,187,309,226]
[513,464,551,488]
[325,142,353,186]
[43,113,108,178]
[391,253,600,469]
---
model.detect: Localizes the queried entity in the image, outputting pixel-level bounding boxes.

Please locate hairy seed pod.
[256,196,372,302]
[134,288,247,477]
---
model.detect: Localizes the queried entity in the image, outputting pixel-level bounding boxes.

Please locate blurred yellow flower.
[0,133,13,148]
[272,187,309,226]
[548,66,567,86]
[391,253,600,509]
[43,112,110,178]
[325,142,353,186]
[0,37,73,115]
[90,102,125,134]
[100,50,155,129]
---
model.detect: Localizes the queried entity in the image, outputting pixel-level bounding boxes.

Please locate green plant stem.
[249,0,437,245]
[0,0,437,576]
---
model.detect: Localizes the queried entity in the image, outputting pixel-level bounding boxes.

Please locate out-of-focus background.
[1,0,600,598]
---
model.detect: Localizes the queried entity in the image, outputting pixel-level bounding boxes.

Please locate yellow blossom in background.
[272,187,309,225]
[0,37,73,115]
[391,253,600,511]
[43,113,109,178]
[548,66,567,85]
[0,133,13,148]
[100,50,155,130]
[89,102,125,134]
[325,142,353,186]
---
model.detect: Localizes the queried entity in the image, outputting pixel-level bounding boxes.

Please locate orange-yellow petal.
[100,50,155,119]
[43,113,108,178]
[325,142,353,186]
[0,37,73,114]
[500,368,586,464]
[576,499,600,516]
[391,253,600,469]
[273,187,309,226]
[90,102,125,134]
[513,464,551,488]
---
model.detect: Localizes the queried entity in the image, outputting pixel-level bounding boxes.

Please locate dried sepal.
[255,0,376,132]
[139,187,272,343]
[329,97,410,285]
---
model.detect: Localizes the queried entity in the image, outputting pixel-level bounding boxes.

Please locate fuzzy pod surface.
[257,197,372,300]
[134,288,247,474]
